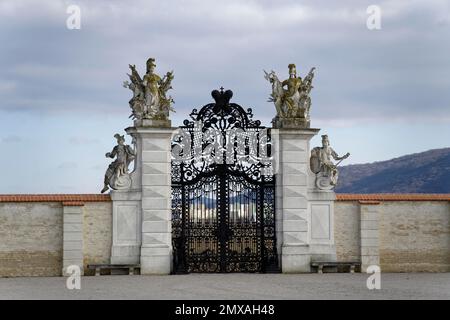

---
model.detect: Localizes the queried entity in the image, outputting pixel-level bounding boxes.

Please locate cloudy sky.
[0,0,449,193]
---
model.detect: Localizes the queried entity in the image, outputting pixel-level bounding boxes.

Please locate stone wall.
[379,201,450,272]
[83,202,113,274]
[335,194,450,272]
[1,194,450,276]
[0,195,110,277]
[0,202,63,277]
[334,201,360,262]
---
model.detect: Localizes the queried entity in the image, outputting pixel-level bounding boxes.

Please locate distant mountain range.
[336,148,450,193]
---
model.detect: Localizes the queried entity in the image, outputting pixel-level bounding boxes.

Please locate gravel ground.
[0,273,449,300]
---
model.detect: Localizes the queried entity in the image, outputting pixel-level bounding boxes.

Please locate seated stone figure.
[310,135,350,190]
[123,57,175,121]
[101,134,135,193]
[264,63,316,128]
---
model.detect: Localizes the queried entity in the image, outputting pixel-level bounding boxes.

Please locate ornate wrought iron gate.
[171,89,278,273]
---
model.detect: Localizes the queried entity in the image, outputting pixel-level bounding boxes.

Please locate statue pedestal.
[134,119,171,128]
[272,116,310,129]
[307,190,337,263]
[110,189,141,264]
[273,125,337,273]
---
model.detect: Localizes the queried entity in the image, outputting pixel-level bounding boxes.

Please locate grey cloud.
[0,0,449,124]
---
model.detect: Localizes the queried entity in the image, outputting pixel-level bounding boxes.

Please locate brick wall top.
[336,194,450,201]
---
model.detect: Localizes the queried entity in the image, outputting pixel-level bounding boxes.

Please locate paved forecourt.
[0,273,449,300]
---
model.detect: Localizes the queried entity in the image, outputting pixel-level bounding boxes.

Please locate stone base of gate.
[281,244,336,273]
[281,244,311,273]
[140,245,172,274]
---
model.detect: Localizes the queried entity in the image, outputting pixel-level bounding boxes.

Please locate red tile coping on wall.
[357,200,381,205]
[0,194,111,204]
[336,194,450,202]
[62,201,86,206]
[0,193,449,203]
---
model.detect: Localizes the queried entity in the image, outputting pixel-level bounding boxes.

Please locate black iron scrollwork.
[171,89,278,273]
[172,88,273,185]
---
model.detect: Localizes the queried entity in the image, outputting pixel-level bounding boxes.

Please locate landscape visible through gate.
[171,89,279,273]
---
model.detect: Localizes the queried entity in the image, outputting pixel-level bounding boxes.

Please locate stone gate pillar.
[106,57,176,274]
[273,122,341,273]
[126,122,173,275]
[273,126,319,272]
[266,64,344,273]
[109,122,174,274]
[273,124,338,273]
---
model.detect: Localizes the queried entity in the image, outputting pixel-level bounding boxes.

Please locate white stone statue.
[264,64,315,121]
[123,57,175,121]
[101,134,136,193]
[310,135,350,190]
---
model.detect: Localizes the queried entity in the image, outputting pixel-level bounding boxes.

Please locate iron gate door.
[171,89,278,273]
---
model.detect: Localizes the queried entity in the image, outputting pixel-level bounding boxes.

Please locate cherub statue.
[101,134,136,193]
[310,135,350,190]
[264,64,315,120]
[123,57,175,120]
